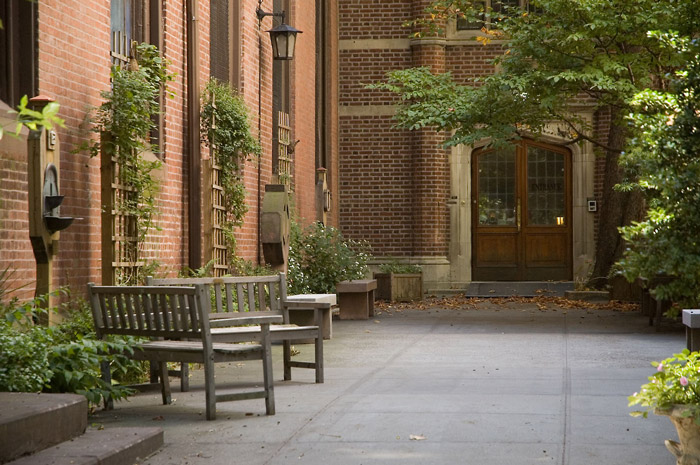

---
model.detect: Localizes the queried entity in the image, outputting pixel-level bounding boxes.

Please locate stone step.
[0,392,87,462]
[6,427,163,465]
[429,281,575,298]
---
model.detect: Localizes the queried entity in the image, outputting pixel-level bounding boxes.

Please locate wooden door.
[471,141,572,281]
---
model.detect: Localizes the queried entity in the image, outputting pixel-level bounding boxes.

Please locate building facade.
[338,0,604,292]
[0,0,338,303]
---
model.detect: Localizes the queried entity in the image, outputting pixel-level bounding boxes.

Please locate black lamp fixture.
[256,2,302,60]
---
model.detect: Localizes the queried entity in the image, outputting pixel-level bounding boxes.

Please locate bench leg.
[261,324,275,415]
[204,355,216,421]
[158,362,172,405]
[149,362,159,383]
[314,309,324,384]
[283,340,292,381]
[100,360,114,411]
[180,363,189,392]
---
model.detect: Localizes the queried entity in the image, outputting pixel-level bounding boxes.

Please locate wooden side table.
[286,293,336,340]
[336,279,377,320]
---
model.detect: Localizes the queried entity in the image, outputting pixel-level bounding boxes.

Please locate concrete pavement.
[92,298,684,465]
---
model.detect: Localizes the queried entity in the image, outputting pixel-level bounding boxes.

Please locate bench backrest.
[145,273,288,320]
[87,283,212,341]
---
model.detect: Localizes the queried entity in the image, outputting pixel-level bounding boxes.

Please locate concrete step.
[6,427,163,465]
[1,392,163,465]
[0,392,87,463]
[429,281,574,298]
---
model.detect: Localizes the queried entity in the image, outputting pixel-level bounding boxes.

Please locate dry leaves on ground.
[375,294,639,313]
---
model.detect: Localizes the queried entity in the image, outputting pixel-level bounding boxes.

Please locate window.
[0,0,37,108]
[111,0,164,152]
[210,0,240,85]
[456,0,537,31]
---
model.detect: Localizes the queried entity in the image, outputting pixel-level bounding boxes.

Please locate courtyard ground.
[92,297,683,465]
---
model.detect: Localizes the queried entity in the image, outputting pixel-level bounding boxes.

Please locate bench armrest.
[209,315,283,328]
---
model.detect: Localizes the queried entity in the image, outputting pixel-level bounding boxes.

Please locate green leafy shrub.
[629,350,700,419]
[0,326,52,392]
[288,221,371,295]
[0,289,142,406]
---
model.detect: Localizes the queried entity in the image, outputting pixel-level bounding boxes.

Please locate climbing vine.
[87,43,174,284]
[200,78,260,263]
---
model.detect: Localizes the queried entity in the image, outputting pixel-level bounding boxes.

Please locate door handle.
[516,199,521,232]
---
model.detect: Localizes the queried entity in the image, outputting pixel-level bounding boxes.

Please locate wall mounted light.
[256,3,302,60]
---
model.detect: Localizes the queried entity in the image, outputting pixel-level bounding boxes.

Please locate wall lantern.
[256,3,302,60]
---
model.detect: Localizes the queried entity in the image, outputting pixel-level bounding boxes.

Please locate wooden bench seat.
[87,283,278,420]
[146,273,328,383]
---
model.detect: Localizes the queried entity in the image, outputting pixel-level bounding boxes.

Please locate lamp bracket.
[256,7,285,23]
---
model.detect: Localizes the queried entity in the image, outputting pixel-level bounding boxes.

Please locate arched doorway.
[471,139,572,281]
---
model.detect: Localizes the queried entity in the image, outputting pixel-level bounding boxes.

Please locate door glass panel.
[477,147,516,226]
[527,146,565,225]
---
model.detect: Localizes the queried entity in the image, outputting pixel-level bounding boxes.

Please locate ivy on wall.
[84,43,174,284]
[200,78,260,265]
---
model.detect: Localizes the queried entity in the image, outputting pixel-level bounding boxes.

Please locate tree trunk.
[589,106,645,289]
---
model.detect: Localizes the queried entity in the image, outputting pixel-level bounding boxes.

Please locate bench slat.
[236,283,245,312]
[247,282,255,313]
[225,283,234,312]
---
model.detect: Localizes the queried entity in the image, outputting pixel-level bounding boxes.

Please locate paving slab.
[90,302,683,464]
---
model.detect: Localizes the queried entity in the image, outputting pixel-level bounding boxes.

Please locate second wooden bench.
[146,273,328,383]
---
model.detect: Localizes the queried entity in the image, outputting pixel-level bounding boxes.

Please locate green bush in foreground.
[0,290,145,406]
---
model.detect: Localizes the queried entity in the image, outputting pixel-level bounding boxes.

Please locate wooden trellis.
[101,136,142,286]
[277,111,293,188]
[210,147,228,277]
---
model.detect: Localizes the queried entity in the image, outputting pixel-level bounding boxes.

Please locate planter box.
[374,273,423,302]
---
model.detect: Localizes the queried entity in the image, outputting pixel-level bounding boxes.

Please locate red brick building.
[338,0,600,292]
[0,0,338,305]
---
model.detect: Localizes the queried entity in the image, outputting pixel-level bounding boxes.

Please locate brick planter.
[374,273,423,302]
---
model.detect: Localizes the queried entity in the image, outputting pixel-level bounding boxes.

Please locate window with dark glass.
[0,0,37,108]
[456,0,486,31]
[111,0,164,153]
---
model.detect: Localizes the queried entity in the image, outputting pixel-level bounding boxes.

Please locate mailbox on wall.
[26,96,76,322]
[261,184,290,267]
[28,97,75,265]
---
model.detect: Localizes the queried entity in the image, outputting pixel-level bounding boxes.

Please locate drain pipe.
[187,0,202,270]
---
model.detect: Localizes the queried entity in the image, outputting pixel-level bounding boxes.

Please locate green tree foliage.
[287,222,372,295]
[0,95,65,141]
[373,0,699,286]
[618,36,700,310]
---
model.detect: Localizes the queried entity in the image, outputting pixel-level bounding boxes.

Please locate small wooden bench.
[146,273,328,383]
[87,283,278,420]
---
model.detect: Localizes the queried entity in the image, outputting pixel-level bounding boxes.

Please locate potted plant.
[373,262,422,302]
[629,350,700,463]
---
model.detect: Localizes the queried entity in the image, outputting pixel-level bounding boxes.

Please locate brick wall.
[290,1,317,225]
[0,120,34,301]
[338,0,452,258]
[339,115,414,254]
[0,0,323,301]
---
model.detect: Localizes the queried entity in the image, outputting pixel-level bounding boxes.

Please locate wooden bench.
[87,283,278,421]
[146,273,328,383]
